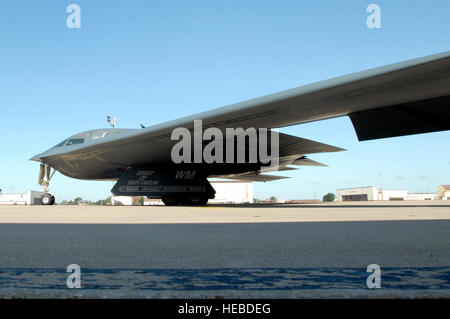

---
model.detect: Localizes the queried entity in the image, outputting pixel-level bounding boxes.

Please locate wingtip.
[329,146,346,152]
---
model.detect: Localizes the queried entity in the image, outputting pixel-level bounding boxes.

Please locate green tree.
[323,193,336,202]
[269,196,278,202]
[132,197,145,206]
[104,196,112,205]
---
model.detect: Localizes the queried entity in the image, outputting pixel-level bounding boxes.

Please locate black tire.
[50,195,55,205]
[161,195,180,206]
[41,194,54,205]
[161,194,209,206]
[184,195,208,206]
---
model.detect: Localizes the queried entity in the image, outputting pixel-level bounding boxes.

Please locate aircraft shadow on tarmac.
[204,203,450,208]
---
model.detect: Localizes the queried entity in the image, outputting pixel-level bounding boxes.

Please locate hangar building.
[208,181,254,204]
[0,190,44,205]
[336,186,437,201]
[438,185,450,200]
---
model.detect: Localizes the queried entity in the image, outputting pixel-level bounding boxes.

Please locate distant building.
[336,186,437,201]
[111,196,142,206]
[438,185,450,200]
[143,198,164,206]
[0,191,44,205]
[337,186,405,201]
[111,196,164,206]
[208,181,253,204]
[406,193,437,201]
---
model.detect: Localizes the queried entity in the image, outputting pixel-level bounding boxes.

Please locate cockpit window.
[92,132,109,140]
[66,138,85,146]
[54,139,68,147]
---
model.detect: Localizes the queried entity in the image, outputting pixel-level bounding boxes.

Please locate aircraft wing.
[34,51,450,175]
[118,50,449,141]
[211,174,289,182]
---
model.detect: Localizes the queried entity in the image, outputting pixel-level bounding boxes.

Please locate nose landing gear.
[40,193,55,205]
[39,163,56,205]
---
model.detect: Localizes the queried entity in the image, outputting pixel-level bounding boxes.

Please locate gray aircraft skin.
[31,51,450,205]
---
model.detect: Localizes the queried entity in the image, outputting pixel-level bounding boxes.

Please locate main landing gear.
[161,194,209,206]
[38,163,56,205]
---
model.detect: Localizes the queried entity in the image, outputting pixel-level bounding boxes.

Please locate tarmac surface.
[0,201,449,298]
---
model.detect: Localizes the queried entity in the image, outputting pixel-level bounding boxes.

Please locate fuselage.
[30,128,266,181]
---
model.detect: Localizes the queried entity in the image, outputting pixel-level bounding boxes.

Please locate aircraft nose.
[30,147,59,162]
[30,152,46,162]
[30,155,42,162]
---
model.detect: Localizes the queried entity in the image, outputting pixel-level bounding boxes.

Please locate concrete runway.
[0,202,449,298]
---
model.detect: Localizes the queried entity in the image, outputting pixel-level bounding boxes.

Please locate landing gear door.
[111,168,215,199]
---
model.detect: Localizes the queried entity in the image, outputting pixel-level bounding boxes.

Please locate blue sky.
[0,1,449,201]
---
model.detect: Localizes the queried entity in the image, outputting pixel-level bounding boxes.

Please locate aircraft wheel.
[41,194,55,206]
[184,195,208,206]
[161,195,180,206]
